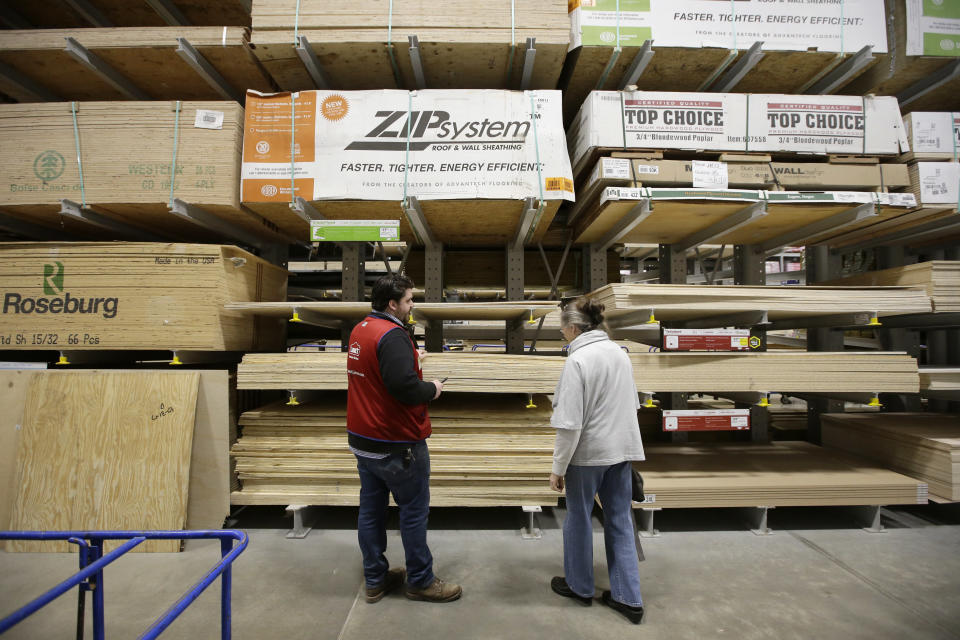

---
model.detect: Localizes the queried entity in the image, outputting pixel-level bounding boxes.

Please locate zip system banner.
[906,0,960,56]
[241,89,575,204]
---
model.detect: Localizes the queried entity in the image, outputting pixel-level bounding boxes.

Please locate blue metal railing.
[0,529,248,640]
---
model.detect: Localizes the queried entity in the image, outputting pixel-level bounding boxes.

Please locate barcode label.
[194,109,224,130]
[545,177,573,192]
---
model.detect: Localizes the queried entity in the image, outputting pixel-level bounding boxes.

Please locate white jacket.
[550,329,646,475]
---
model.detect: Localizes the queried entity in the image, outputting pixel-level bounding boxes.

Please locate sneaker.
[405,577,462,603]
[601,590,644,624]
[550,576,592,606]
[365,567,406,603]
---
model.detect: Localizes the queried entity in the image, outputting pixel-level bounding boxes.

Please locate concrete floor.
[2,504,960,640]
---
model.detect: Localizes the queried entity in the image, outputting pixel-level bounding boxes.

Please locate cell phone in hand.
[439,377,449,383]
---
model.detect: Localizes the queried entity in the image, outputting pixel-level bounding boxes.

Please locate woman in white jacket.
[549,296,646,624]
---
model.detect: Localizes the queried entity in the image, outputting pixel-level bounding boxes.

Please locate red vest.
[346,315,431,442]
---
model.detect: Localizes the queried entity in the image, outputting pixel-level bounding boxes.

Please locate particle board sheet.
[0,243,288,350]
[821,413,960,502]
[7,371,200,552]
[0,101,287,242]
[629,352,918,393]
[822,262,960,312]
[244,199,561,247]
[0,28,273,103]
[637,441,928,508]
[1,0,251,28]
[230,394,559,507]
[819,206,960,249]
[574,195,919,248]
[590,283,933,321]
[249,0,568,91]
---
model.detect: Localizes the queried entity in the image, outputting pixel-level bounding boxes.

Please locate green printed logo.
[923,32,960,56]
[33,150,65,181]
[43,262,64,295]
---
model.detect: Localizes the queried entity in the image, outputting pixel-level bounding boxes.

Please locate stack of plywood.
[0,0,251,27]
[821,413,960,501]
[239,89,574,241]
[237,351,918,394]
[230,394,559,507]
[0,28,272,103]
[0,243,288,351]
[823,262,960,312]
[0,101,287,241]
[249,0,569,90]
[590,283,933,321]
[560,0,890,123]
[637,441,928,508]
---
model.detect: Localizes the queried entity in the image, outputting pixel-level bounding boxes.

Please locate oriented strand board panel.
[0,370,233,542]
[8,371,200,552]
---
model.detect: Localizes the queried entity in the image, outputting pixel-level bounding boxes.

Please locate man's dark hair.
[372,273,415,312]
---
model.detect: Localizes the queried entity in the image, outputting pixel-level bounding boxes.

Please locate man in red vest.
[347,273,462,604]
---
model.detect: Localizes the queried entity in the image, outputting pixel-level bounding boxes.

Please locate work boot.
[365,567,406,603]
[601,590,644,624]
[405,577,462,602]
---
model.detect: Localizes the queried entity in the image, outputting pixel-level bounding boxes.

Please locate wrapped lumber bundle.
[0,0,251,28]
[822,413,960,501]
[0,243,288,351]
[569,91,909,180]
[240,89,574,242]
[0,101,285,241]
[822,261,960,312]
[237,351,918,394]
[231,394,559,507]
[590,283,933,321]
[842,0,960,113]
[0,28,272,103]
[638,441,928,508]
[249,0,569,91]
[561,0,889,123]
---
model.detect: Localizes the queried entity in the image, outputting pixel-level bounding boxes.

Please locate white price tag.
[379,226,399,239]
[664,416,678,430]
[665,335,679,349]
[692,161,728,189]
[194,110,224,130]
[731,416,749,427]
[633,164,660,175]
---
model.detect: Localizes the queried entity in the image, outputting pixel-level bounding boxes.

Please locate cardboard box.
[662,329,752,352]
[909,162,960,204]
[906,0,960,56]
[0,243,287,351]
[903,112,960,156]
[662,409,751,432]
[570,92,908,175]
[241,89,574,203]
[569,0,887,53]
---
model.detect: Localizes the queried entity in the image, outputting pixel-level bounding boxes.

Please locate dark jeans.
[355,440,435,589]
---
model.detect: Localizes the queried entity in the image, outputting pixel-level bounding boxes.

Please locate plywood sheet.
[8,371,200,552]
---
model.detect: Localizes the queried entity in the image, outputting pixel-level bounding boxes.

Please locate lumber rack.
[0,529,248,640]
[520,505,542,540]
[46,350,244,367]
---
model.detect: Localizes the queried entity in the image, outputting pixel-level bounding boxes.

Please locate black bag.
[631,469,645,502]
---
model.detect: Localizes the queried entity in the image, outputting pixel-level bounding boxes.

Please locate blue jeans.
[355,440,435,589]
[563,462,643,607]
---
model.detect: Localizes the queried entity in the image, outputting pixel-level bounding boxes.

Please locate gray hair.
[560,306,600,332]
